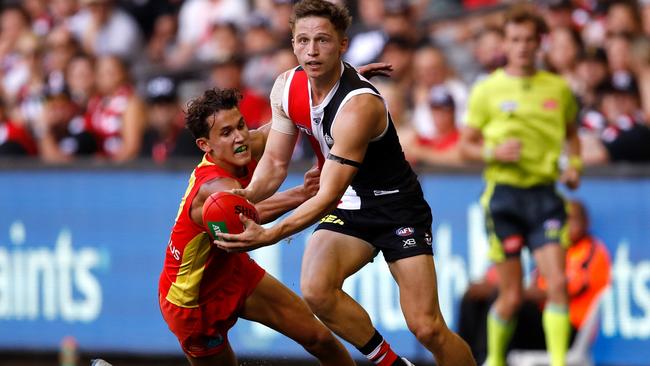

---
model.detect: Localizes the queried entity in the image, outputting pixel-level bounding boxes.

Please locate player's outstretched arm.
[240,128,298,204]
[254,164,320,223]
[214,95,384,252]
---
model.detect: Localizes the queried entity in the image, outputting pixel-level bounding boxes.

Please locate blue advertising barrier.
[0,169,649,365]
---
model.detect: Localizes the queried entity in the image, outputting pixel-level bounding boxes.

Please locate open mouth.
[234,145,248,154]
[306,61,321,67]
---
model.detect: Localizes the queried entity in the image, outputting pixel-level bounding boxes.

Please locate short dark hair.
[289,0,352,36]
[503,5,548,38]
[185,88,241,139]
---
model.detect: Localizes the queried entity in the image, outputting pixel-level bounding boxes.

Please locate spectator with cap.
[581,75,650,164]
[68,0,143,62]
[403,85,463,167]
[140,76,201,163]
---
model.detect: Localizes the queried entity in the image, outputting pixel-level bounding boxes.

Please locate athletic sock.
[486,308,516,366]
[543,303,570,366]
[357,330,407,366]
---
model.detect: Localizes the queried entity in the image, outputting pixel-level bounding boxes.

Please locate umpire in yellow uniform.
[459,5,582,366]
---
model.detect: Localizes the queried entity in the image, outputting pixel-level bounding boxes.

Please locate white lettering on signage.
[0,221,103,323]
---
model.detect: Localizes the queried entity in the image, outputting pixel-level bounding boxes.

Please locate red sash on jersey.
[286,69,326,168]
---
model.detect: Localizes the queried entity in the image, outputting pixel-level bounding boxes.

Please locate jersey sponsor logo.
[543,98,558,110]
[503,234,523,254]
[395,227,415,237]
[402,238,417,248]
[319,214,344,225]
[500,101,517,113]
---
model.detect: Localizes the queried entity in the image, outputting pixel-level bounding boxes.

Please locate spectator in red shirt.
[209,55,271,129]
[403,86,463,166]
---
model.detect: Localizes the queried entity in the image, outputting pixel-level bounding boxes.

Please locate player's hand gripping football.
[213,215,272,252]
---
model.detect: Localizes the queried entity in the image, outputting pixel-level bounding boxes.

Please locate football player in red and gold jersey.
[158,88,354,366]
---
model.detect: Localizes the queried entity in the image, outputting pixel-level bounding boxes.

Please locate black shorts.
[481,183,569,262]
[314,195,433,262]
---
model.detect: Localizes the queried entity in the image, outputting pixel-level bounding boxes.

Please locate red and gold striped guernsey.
[158,154,257,308]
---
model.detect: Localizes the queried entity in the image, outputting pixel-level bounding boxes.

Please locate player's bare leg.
[388,255,477,366]
[241,273,355,366]
[300,230,377,346]
[185,343,237,366]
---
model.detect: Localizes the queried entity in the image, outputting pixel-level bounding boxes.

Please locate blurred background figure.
[0,98,37,156]
[208,55,271,130]
[140,75,201,163]
[85,55,146,162]
[169,0,248,68]
[403,86,463,167]
[68,0,143,62]
[411,45,468,140]
[457,200,611,365]
[469,25,505,84]
[580,76,650,165]
[38,88,97,163]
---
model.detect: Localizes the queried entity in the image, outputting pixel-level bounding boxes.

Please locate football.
[202,192,260,239]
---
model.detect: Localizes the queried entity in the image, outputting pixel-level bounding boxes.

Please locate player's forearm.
[246,157,289,203]
[266,191,339,243]
[255,186,310,224]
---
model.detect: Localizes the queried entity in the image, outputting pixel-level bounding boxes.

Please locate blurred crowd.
[0,0,649,166]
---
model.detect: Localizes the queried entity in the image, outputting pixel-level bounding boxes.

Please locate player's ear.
[196,138,211,153]
[340,36,349,53]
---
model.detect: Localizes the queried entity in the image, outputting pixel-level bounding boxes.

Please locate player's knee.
[407,315,448,349]
[301,279,336,316]
[301,326,338,354]
[500,288,524,314]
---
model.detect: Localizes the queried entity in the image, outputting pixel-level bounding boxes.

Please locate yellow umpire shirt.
[466,69,578,188]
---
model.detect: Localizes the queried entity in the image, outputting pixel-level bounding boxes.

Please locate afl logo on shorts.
[395,227,415,237]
